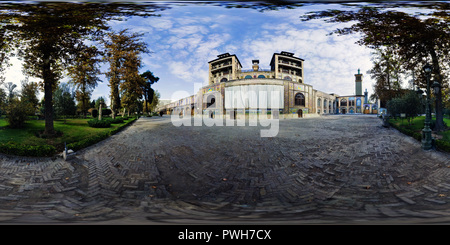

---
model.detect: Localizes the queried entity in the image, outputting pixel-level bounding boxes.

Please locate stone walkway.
[0,114,449,224]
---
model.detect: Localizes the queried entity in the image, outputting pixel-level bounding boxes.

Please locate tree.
[147,89,160,113]
[5,97,28,129]
[0,84,6,115]
[102,29,148,118]
[367,47,405,107]
[386,91,423,125]
[301,3,449,131]
[140,70,159,114]
[95,96,107,111]
[68,45,102,118]
[3,81,17,103]
[53,83,77,123]
[0,2,165,135]
[121,50,146,116]
[20,79,40,115]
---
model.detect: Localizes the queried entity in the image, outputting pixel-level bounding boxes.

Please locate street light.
[432,80,441,96]
[422,63,433,150]
[423,63,433,74]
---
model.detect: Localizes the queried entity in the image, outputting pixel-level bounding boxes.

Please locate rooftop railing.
[240,68,272,73]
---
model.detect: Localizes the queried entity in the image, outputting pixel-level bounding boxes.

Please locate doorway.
[297,109,303,118]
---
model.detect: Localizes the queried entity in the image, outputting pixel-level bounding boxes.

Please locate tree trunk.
[144,93,148,115]
[43,53,55,136]
[98,103,102,120]
[82,84,87,119]
[430,48,445,132]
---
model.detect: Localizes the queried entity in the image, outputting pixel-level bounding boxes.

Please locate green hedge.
[68,117,136,151]
[87,119,111,128]
[0,117,137,157]
[389,119,450,153]
[436,140,450,153]
[106,118,124,124]
[0,142,56,157]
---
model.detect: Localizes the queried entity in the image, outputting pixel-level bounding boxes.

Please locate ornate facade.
[158,51,379,118]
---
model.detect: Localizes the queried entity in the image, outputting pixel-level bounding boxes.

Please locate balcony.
[211,60,232,71]
[278,59,301,68]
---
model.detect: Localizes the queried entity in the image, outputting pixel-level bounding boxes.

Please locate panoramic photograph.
[0,0,449,237]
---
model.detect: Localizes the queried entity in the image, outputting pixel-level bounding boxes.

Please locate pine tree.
[140,70,159,115]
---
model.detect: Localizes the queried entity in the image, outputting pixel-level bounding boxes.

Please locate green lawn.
[389,116,450,141]
[0,117,135,152]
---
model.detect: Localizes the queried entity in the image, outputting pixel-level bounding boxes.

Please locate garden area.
[0,116,137,157]
[389,115,450,153]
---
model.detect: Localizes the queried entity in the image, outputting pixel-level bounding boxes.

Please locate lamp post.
[422,63,433,150]
[432,80,441,97]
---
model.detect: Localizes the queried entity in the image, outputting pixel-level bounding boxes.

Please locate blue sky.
[4,1,421,104]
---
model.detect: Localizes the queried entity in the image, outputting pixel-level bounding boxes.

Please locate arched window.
[298,79,303,83]
[295,93,305,106]
[207,95,216,108]
[245,75,252,79]
[317,98,321,107]
[220,78,228,83]
[349,107,355,114]
[340,99,347,107]
[257,75,265,78]
[283,76,292,81]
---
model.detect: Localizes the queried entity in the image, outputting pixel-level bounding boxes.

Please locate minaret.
[364,89,368,104]
[355,69,363,96]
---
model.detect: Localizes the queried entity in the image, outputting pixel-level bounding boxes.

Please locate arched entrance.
[206,94,216,108]
[297,109,303,118]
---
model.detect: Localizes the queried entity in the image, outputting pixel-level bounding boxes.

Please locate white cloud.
[1,3,384,103]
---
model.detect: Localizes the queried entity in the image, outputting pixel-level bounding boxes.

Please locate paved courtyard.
[0,114,449,224]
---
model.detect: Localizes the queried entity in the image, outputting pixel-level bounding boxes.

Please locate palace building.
[157,51,379,118]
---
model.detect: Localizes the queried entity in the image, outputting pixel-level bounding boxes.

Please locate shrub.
[436,140,450,153]
[0,142,56,157]
[91,109,98,118]
[107,118,124,124]
[68,116,137,151]
[6,99,29,129]
[102,108,112,117]
[87,119,111,128]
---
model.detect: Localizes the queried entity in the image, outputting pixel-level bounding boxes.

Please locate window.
[245,75,252,79]
[257,75,265,78]
[207,95,216,108]
[349,98,355,107]
[295,93,305,106]
[220,78,228,83]
[284,76,292,81]
[340,99,347,107]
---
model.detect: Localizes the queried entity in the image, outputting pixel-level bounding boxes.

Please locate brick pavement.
[0,114,449,224]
